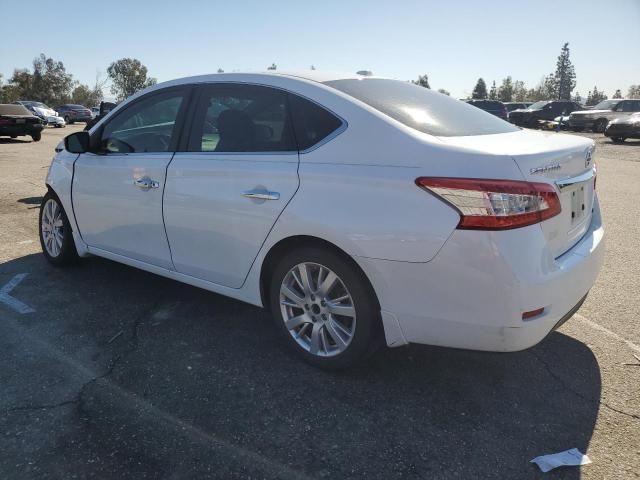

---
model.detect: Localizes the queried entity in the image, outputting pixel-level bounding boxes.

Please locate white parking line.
[574,313,640,354]
[0,273,36,314]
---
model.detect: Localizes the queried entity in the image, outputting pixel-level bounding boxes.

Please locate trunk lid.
[437,130,596,257]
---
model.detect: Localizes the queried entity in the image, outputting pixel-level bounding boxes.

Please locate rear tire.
[611,137,626,143]
[31,132,41,142]
[39,191,79,267]
[269,247,381,369]
[593,119,608,133]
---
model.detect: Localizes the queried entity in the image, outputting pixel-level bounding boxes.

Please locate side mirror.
[64,131,91,153]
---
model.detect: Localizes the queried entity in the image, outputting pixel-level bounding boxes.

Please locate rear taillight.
[416,177,561,230]
[0,118,11,126]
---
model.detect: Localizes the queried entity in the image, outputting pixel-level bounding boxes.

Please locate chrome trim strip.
[555,168,596,191]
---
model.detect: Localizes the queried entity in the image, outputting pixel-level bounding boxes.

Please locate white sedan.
[41,71,604,369]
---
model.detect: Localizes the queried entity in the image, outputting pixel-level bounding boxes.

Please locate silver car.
[568,99,640,133]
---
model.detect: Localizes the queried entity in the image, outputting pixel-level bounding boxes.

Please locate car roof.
[152,70,371,90]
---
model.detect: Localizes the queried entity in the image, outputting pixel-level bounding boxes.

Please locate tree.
[628,85,640,98]
[489,81,498,100]
[107,58,157,101]
[311,65,316,70]
[217,68,224,73]
[437,88,450,96]
[586,86,607,106]
[497,77,514,102]
[471,78,488,99]
[5,54,75,105]
[573,91,583,104]
[612,89,623,99]
[512,80,527,102]
[552,42,576,100]
[71,83,103,107]
[267,63,277,70]
[413,74,430,89]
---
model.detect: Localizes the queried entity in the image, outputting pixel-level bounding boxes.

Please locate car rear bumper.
[0,124,44,136]
[605,124,640,138]
[357,195,605,351]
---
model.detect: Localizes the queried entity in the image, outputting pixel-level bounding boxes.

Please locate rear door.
[163,83,300,288]
[72,87,190,269]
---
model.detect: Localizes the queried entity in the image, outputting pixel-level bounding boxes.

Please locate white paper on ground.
[530,448,592,472]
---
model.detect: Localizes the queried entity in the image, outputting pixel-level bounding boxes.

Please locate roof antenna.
[356,70,373,76]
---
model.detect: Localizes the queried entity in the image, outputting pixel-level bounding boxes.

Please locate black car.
[84,101,117,130]
[55,104,93,124]
[604,113,640,143]
[505,102,529,113]
[508,101,582,128]
[466,99,508,120]
[0,104,44,141]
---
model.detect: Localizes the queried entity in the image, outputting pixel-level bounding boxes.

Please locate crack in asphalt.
[530,350,639,422]
[6,400,78,413]
[3,297,164,417]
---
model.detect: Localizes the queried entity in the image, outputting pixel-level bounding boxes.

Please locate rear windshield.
[527,101,549,110]
[324,78,518,137]
[469,100,503,108]
[593,100,619,110]
[0,104,32,116]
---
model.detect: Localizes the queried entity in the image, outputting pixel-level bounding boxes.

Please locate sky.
[1,0,639,100]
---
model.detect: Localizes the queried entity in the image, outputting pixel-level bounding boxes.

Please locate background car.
[13,100,65,127]
[504,102,529,114]
[0,103,44,141]
[84,101,117,130]
[568,99,640,133]
[508,100,582,128]
[466,99,508,120]
[55,104,93,124]
[604,112,640,142]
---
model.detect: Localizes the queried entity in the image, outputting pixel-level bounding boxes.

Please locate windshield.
[593,100,619,110]
[527,101,549,110]
[324,78,518,137]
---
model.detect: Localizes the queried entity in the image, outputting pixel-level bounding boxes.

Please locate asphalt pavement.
[0,126,638,479]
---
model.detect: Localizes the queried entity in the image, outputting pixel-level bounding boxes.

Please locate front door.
[164,83,300,288]
[72,87,189,269]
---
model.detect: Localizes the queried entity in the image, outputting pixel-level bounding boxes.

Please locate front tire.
[269,247,381,369]
[39,192,78,266]
[31,132,41,142]
[611,137,626,143]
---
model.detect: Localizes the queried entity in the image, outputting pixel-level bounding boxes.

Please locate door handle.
[242,190,280,201]
[134,177,160,190]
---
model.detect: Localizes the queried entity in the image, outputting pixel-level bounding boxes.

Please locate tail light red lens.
[416,177,561,230]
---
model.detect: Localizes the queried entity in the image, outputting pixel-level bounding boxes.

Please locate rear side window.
[288,94,343,151]
[325,78,518,137]
[188,84,297,153]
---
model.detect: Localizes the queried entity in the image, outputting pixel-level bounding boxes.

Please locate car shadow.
[0,137,32,144]
[606,139,640,146]
[0,253,601,479]
[17,196,44,206]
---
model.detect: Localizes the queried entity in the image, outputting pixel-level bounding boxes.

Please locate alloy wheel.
[41,198,64,257]
[279,262,356,357]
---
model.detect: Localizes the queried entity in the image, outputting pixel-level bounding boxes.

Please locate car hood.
[610,113,640,125]
[33,106,57,117]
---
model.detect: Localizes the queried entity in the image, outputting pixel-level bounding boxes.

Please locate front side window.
[100,90,185,153]
[189,84,296,152]
[324,78,518,137]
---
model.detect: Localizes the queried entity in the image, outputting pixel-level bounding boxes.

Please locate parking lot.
[0,125,638,479]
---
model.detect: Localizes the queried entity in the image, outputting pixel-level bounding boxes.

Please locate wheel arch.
[259,235,381,315]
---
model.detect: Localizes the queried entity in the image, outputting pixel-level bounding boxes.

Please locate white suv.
[568,99,640,132]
